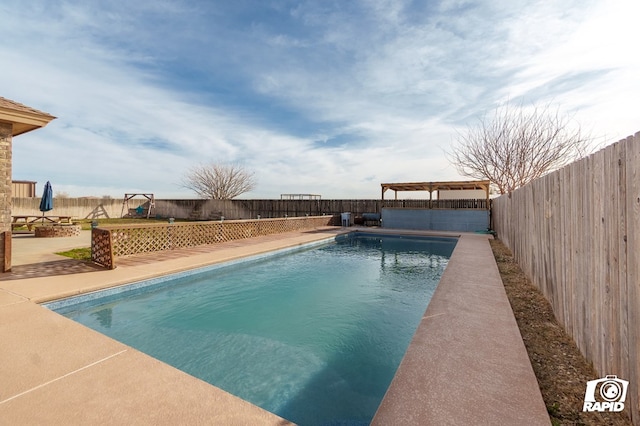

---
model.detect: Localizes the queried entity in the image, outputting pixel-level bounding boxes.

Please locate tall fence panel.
[492,131,640,425]
[12,197,128,219]
[13,197,488,222]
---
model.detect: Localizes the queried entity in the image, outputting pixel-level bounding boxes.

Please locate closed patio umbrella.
[39,181,53,222]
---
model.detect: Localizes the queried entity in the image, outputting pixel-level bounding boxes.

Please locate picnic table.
[11,215,73,231]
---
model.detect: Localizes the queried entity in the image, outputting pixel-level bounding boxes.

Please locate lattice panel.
[91,228,114,269]
[92,216,336,264]
[111,226,172,256]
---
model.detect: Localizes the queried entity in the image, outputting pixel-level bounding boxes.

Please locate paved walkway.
[0,227,549,425]
[10,230,92,266]
[372,233,549,425]
[3,231,98,281]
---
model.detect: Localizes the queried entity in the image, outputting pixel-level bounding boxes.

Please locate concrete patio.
[0,227,549,425]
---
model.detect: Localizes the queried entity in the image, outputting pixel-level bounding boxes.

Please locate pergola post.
[429,183,433,209]
[0,123,13,271]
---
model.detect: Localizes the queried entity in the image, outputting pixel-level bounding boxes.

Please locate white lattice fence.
[91,215,337,268]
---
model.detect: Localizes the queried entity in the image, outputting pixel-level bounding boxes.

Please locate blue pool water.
[51,233,456,425]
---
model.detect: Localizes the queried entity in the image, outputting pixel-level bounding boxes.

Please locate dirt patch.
[490,239,632,426]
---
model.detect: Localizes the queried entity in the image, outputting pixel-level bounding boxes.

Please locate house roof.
[0,96,56,136]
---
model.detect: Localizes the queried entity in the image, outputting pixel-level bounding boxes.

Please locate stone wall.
[0,122,12,272]
[34,224,82,238]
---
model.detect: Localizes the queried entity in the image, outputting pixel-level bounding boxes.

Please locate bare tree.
[182,162,257,199]
[447,102,590,194]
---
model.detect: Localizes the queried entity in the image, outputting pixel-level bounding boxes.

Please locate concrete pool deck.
[0,227,549,424]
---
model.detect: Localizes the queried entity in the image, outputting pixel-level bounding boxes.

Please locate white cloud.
[2,0,638,200]
[500,0,640,140]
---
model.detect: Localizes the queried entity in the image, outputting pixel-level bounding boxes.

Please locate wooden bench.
[11,216,73,231]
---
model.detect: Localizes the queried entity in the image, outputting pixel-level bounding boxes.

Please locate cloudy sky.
[1,0,638,199]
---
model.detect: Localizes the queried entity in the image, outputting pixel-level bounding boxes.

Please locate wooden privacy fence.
[382,199,489,209]
[153,198,489,220]
[91,215,338,269]
[492,131,640,425]
[12,198,490,222]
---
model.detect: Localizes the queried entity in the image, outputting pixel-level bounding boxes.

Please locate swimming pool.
[49,232,457,425]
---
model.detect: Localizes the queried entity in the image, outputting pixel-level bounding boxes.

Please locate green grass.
[56,247,92,261]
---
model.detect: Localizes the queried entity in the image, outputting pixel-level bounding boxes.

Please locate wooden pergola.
[381,180,491,206]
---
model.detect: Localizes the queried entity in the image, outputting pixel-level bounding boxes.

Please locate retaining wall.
[381,208,490,232]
